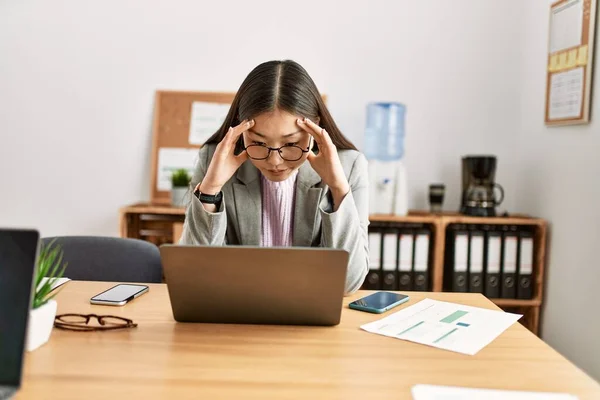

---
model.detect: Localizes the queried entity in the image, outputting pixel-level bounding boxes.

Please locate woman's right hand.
[198,119,254,195]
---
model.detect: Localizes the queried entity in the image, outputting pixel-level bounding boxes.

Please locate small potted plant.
[171,168,191,207]
[26,240,67,351]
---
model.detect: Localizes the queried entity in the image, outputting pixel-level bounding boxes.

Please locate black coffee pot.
[460,156,504,217]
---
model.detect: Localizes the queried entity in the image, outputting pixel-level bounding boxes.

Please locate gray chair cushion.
[40,236,162,283]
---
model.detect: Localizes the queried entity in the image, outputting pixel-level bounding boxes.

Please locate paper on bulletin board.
[549,67,584,119]
[549,0,584,54]
[156,148,198,191]
[188,101,230,145]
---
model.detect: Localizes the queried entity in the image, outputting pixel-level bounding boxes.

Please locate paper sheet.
[411,384,579,400]
[156,148,198,191]
[188,101,230,145]
[549,0,583,54]
[548,67,584,120]
[38,277,71,292]
[360,298,521,355]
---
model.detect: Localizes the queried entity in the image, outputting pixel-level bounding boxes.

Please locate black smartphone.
[348,291,410,314]
[90,284,149,306]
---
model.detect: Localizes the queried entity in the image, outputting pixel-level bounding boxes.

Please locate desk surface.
[19,281,600,399]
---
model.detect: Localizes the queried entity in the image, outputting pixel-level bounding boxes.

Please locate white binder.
[382,232,397,272]
[368,232,382,269]
[414,233,429,273]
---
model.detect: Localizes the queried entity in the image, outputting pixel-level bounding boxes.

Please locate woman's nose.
[266,150,284,166]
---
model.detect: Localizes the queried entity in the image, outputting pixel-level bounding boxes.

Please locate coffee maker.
[460,155,504,217]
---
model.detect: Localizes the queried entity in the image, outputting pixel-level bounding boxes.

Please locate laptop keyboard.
[0,387,15,400]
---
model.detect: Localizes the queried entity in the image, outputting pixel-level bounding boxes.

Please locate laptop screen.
[0,229,39,388]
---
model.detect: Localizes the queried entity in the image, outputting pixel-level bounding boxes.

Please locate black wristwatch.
[194,187,223,206]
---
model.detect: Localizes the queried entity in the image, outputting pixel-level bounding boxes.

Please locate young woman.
[180,60,369,294]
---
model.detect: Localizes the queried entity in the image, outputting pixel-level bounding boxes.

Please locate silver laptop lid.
[160,245,349,326]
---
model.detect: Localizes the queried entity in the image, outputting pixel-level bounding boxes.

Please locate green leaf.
[33,239,67,309]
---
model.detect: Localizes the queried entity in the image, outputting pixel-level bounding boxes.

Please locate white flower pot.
[26,299,57,352]
[171,187,189,207]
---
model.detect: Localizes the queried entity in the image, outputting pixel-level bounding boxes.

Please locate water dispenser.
[364,102,408,215]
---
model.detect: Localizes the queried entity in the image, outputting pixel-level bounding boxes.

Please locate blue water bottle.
[364,102,406,161]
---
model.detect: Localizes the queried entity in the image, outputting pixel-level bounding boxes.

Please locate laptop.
[0,229,39,400]
[160,245,349,326]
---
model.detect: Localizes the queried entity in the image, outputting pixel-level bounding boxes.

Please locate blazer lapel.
[234,161,262,246]
[293,162,323,247]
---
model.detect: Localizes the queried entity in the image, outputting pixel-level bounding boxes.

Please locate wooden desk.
[19,282,600,399]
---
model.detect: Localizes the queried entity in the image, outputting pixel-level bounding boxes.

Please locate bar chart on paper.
[361,298,521,355]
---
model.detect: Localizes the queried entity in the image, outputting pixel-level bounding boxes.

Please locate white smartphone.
[90,284,149,306]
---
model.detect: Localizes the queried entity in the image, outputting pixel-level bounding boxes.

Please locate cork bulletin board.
[545,0,597,125]
[149,90,236,205]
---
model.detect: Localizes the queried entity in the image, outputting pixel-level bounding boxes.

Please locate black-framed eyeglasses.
[243,143,310,161]
[54,313,137,332]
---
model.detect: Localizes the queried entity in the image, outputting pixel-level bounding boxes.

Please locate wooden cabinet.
[119,204,547,335]
[119,203,185,246]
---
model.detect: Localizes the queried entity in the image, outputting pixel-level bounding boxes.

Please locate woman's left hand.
[297,117,350,208]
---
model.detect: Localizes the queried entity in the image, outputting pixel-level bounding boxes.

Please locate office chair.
[40,236,163,283]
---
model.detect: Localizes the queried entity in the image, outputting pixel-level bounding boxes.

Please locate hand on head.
[297,117,349,195]
[199,119,254,195]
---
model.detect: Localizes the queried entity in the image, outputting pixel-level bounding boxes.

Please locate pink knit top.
[260,171,298,247]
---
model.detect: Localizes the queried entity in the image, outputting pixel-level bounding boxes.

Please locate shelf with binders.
[365,212,547,335]
[442,221,546,305]
[364,218,440,294]
[440,215,547,336]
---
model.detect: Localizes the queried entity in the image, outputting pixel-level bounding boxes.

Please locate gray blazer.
[180,144,370,294]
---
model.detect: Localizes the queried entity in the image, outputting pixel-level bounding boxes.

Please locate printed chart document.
[412,384,578,400]
[361,298,521,355]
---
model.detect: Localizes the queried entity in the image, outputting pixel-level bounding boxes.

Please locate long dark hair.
[204,60,357,150]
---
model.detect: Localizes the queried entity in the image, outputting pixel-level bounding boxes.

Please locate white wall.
[0,0,523,236]
[516,0,600,381]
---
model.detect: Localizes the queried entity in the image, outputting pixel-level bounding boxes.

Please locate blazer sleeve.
[179,146,228,246]
[319,153,370,295]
